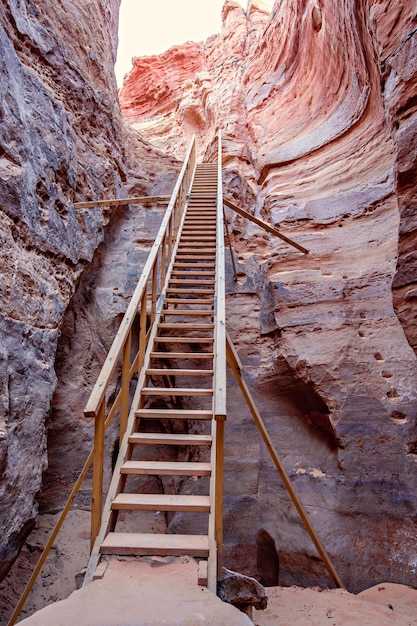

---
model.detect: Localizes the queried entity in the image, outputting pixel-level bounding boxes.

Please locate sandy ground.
[253,583,417,626]
[1,509,417,625]
[0,509,91,625]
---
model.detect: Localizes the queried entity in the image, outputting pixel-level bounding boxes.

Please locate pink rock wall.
[119,0,417,591]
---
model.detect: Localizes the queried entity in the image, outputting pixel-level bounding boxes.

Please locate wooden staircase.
[84,143,226,591]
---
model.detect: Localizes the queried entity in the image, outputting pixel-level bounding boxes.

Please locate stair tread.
[154,337,214,343]
[141,387,213,396]
[146,368,213,376]
[136,408,213,419]
[150,352,214,358]
[111,493,211,511]
[162,310,213,316]
[158,323,214,329]
[129,432,212,445]
[121,460,211,475]
[100,532,209,556]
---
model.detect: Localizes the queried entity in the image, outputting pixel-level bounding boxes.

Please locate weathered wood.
[224,198,309,254]
[120,460,212,476]
[136,408,213,419]
[223,206,238,281]
[73,195,171,208]
[226,332,344,589]
[150,351,214,358]
[100,533,209,556]
[90,400,105,551]
[128,432,212,446]
[111,493,211,512]
[141,387,213,397]
[83,136,197,417]
[146,368,213,376]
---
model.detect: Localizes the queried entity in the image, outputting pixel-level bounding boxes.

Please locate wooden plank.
[162,309,213,315]
[141,387,213,397]
[166,288,214,294]
[164,299,214,305]
[173,256,216,262]
[100,532,209,556]
[169,279,215,285]
[128,433,212,446]
[136,408,213,419]
[73,195,171,209]
[224,198,309,254]
[226,332,345,589]
[111,493,211,511]
[120,460,212,476]
[158,322,214,329]
[150,351,214,359]
[146,368,213,376]
[154,337,214,344]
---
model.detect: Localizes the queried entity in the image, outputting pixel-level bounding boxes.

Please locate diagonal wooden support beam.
[224,198,309,254]
[73,195,171,209]
[226,332,344,589]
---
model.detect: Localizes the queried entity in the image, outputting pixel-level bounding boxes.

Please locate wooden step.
[141,387,213,397]
[171,271,216,276]
[111,493,211,512]
[158,322,214,330]
[173,256,216,262]
[100,532,209,557]
[129,432,212,446]
[136,408,213,419]
[146,368,213,376]
[173,261,216,270]
[120,460,211,476]
[162,310,213,316]
[154,337,214,344]
[166,288,214,294]
[178,244,216,254]
[169,279,215,285]
[164,298,214,305]
[150,351,213,359]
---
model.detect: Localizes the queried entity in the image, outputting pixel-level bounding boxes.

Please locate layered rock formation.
[0,0,178,581]
[119,0,417,591]
[1,0,416,605]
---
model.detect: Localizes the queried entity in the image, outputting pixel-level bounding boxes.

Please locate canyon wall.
[0,0,178,581]
[1,0,416,601]
[119,0,417,591]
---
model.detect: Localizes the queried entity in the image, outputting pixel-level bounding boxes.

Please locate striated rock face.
[119,0,417,591]
[0,0,178,580]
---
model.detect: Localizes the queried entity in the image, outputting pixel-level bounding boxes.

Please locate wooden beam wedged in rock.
[224,198,309,254]
[73,195,171,208]
[226,332,344,590]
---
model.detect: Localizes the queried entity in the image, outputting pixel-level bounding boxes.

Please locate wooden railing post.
[120,330,131,442]
[138,291,147,375]
[212,129,227,585]
[90,398,105,551]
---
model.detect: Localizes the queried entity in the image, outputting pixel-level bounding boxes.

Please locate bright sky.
[115,0,248,86]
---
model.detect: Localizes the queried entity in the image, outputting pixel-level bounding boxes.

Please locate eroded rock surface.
[0,0,178,580]
[119,0,417,591]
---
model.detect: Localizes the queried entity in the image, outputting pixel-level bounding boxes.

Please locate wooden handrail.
[84,136,196,418]
[207,130,227,590]
[85,134,196,549]
[214,130,227,420]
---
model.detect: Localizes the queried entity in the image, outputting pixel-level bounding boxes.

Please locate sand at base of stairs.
[18,558,252,626]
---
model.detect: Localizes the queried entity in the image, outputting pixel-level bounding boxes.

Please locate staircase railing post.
[90,397,105,551]
[212,129,227,584]
[120,330,131,442]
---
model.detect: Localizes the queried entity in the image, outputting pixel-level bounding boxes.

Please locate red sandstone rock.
[119,0,417,592]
